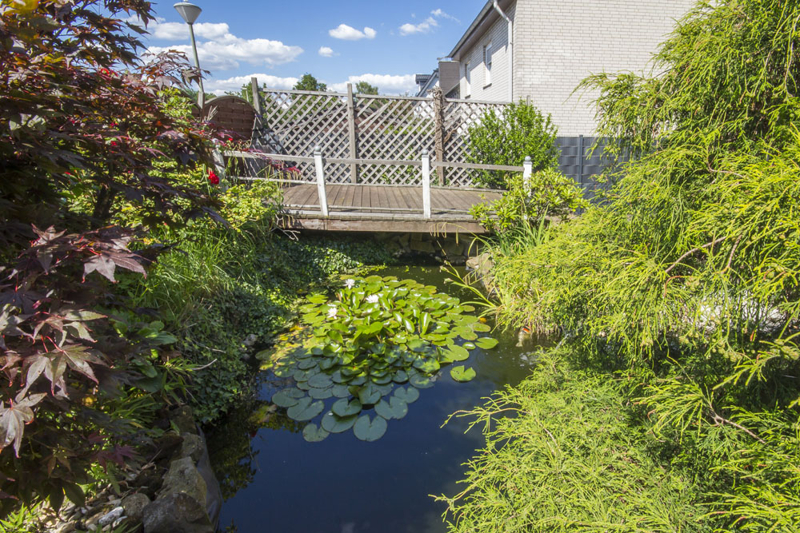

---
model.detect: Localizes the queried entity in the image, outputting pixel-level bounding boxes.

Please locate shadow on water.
[208,266,553,533]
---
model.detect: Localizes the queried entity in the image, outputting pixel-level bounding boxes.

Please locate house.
[420,0,696,137]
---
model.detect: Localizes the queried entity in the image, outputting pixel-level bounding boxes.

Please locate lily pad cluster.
[262,275,498,443]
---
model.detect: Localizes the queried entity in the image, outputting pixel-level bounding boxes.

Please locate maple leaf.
[0,392,46,457]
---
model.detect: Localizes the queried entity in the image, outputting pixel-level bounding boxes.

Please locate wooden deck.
[280,183,502,234]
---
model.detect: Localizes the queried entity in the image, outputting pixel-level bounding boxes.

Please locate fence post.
[578,134,585,187]
[523,156,533,187]
[314,146,329,216]
[433,87,446,186]
[346,83,359,184]
[212,148,228,192]
[422,150,431,219]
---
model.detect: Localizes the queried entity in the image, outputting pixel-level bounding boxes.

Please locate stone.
[170,406,197,435]
[132,467,163,495]
[466,252,495,291]
[142,493,213,533]
[122,493,151,523]
[442,239,465,257]
[179,433,204,463]
[409,239,435,253]
[159,457,208,505]
[98,507,124,527]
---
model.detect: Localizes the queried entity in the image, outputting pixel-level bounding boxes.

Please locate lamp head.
[174,2,202,25]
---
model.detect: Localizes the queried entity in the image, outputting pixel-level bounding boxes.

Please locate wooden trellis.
[251,83,507,187]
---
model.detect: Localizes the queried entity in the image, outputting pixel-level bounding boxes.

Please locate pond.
[209,266,548,533]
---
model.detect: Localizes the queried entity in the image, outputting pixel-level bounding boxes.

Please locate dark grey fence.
[556,135,610,198]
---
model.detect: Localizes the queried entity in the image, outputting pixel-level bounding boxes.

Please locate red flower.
[208,170,220,185]
[110,141,117,147]
[287,166,300,174]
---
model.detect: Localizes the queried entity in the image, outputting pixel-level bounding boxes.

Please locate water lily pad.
[307,294,328,304]
[309,387,333,400]
[296,380,311,391]
[409,373,434,389]
[321,412,358,433]
[332,398,362,417]
[358,383,382,405]
[376,397,408,420]
[331,384,351,398]
[371,374,393,385]
[393,386,420,404]
[450,366,476,382]
[413,358,440,373]
[408,338,427,352]
[472,323,492,333]
[287,398,325,422]
[476,337,499,349]
[271,391,301,408]
[353,414,388,442]
[463,342,476,350]
[442,345,470,362]
[374,400,394,420]
[302,424,329,443]
[308,374,333,389]
[392,370,409,383]
[349,375,367,386]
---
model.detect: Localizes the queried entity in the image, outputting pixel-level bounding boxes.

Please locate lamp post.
[173,2,205,109]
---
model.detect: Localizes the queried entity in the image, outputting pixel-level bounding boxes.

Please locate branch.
[664,236,727,275]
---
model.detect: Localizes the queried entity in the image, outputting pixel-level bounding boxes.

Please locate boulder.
[179,433,204,463]
[159,457,207,505]
[122,493,151,524]
[142,493,213,533]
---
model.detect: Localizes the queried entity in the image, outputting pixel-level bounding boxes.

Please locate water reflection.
[209,266,552,533]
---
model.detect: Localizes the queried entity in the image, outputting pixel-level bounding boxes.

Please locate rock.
[179,433,204,463]
[243,334,258,347]
[98,507,124,527]
[410,239,435,253]
[53,523,76,533]
[466,252,495,292]
[170,406,197,435]
[159,457,208,505]
[397,233,410,249]
[142,493,213,533]
[132,467,163,495]
[122,493,151,523]
[442,239,465,257]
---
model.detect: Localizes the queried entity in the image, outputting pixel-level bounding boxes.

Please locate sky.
[141,0,488,96]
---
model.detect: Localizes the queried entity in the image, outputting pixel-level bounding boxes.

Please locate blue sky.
[143,0,487,95]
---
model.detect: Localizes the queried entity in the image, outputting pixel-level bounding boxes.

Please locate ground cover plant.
[446,0,800,530]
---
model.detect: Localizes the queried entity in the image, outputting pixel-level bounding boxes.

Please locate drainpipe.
[493,0,513,102]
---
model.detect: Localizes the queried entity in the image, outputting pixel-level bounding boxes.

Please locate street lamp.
[174,2,205,109]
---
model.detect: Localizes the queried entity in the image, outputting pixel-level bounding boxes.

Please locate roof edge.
[447,0,513,59]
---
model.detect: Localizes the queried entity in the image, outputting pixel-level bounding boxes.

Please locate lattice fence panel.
[249,89,510,187]
[442,100,507,187]
[259,91,350,183]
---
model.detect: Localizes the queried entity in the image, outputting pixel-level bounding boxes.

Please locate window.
[464,61,471,97]
[484,42,492,86]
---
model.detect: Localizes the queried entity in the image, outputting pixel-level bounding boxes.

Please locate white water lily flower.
[345,279,355,289]
[327,306,338,318]
[366,294,379,304]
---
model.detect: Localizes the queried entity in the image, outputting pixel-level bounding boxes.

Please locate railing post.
[523,156,533,188]
[346,83,359,184]
[314,146,329,216]
[422,150,431,219]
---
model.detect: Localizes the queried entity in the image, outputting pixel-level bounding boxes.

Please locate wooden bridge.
[220,149,531,234]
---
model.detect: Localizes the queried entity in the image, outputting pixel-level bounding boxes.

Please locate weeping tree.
[446,0,800,530]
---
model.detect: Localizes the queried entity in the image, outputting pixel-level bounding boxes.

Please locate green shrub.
[470,169,588,232]
[466,101,559,189]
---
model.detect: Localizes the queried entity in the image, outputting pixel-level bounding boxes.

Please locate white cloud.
[329,24,376,41]
[330,74,417,95]
[431,9,461,23]
[399,17,438,36]
[149,21,230,41]
[205,73,299,95]
[147,34,303,71]
[318,46,336,57]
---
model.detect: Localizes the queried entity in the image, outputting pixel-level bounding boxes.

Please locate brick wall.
[512,0,695,136]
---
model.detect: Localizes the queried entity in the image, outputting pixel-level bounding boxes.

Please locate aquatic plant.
[260,276,497,442]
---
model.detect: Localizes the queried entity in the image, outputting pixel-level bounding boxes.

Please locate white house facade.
[434,0,697,137]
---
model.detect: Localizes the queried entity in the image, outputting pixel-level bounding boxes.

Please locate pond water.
[209,266,548,533]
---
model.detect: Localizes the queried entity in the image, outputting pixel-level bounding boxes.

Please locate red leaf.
[0,393,46,457]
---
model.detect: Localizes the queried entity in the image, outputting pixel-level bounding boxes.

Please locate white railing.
[218,148,533,220]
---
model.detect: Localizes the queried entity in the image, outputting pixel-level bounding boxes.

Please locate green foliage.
[438,349,706,531]
[355,81,379,95]
[470,170,588,232]
[454,0,800,530]
[293,73,327,92]
[260,275,495,442]
[466,101,559,189]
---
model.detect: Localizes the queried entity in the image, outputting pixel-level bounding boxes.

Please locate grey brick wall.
[513,0,695,136]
